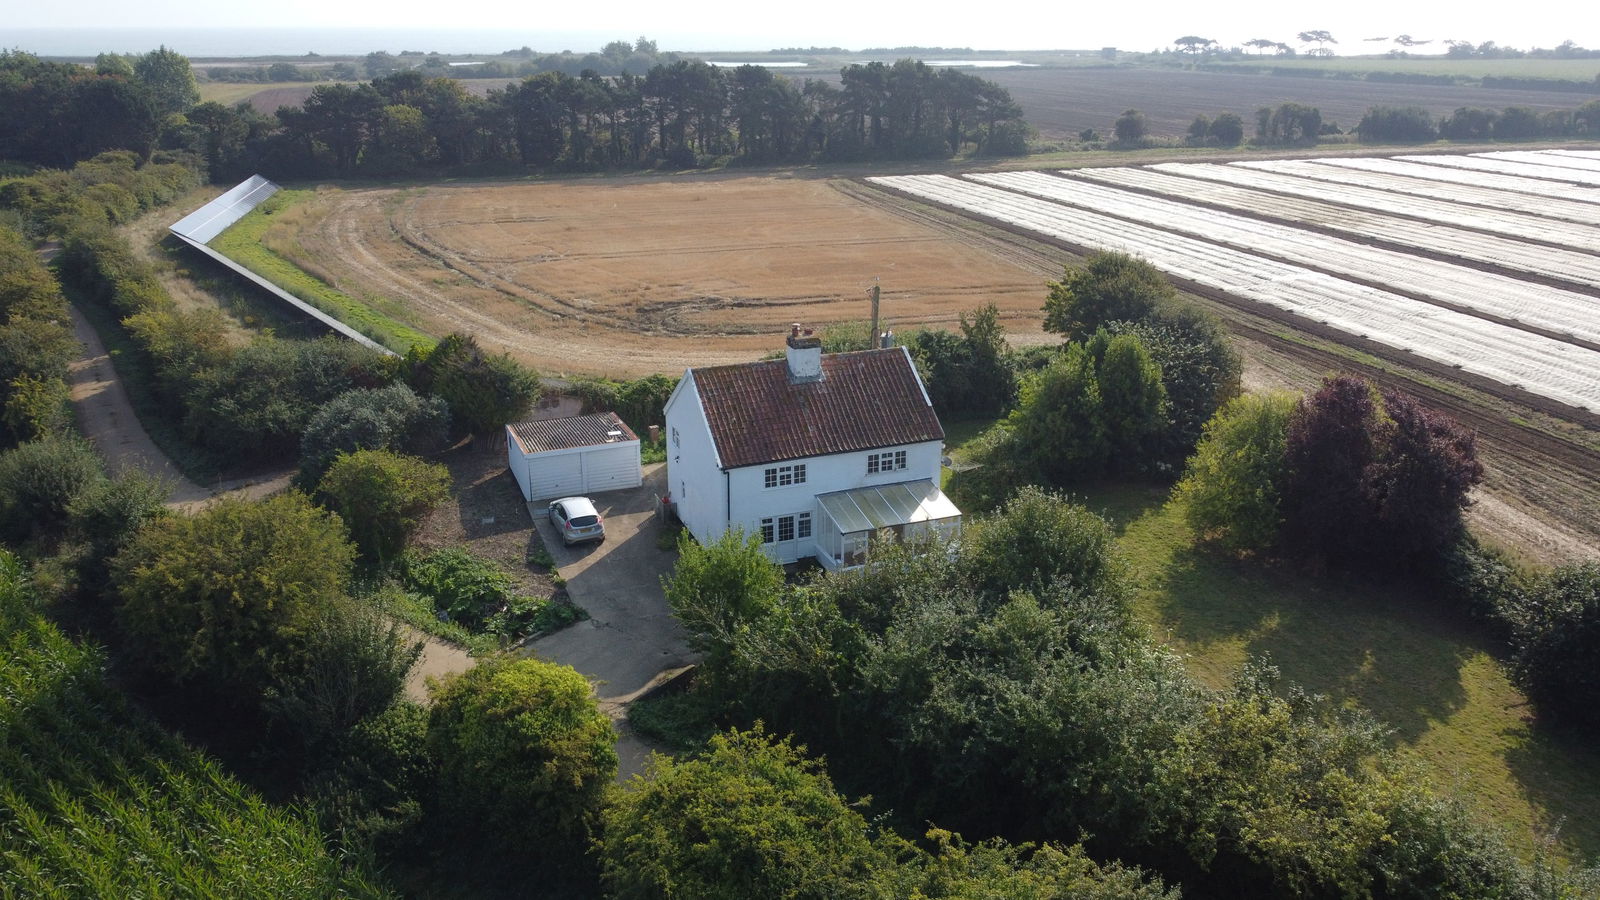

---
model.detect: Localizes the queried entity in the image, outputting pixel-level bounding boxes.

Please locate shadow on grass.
[1122,492,1474,745]
[1505,719,1600,861]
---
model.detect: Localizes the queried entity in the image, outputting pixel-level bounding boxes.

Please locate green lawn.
[1076,481,1600,863]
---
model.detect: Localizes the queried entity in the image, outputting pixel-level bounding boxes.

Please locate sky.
[4,0,1597,56]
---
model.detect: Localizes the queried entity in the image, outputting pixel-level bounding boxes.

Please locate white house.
[663,325,961,569]
[505,412,642,502]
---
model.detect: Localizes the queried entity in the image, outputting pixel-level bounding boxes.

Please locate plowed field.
[276,176,1046,375]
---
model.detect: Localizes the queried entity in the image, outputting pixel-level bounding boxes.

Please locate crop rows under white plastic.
[866,174,1600,412]
[1554,150,1600,160]
[1233,159,1600,226]
[1397,154,1600,187]
[967,170,1600,347]
[1312,156,1600,204]
[1067,165,1600,291]
[1474,150,1600,174]
[1150,163,1600,252]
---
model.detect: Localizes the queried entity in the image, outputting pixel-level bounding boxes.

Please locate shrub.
[2,372,73,444]
[1281,376,1482,569]
[1090,331,1167,471]
[113,492,355,704]
[399,546,516,628]
[262,604,421,762]
[1509,563,1600,730]
[600,727,903,899]
[960,485,1126,604]
[66,469,169,562]
[185,337,392,460]
[663,528,784,667]
[1102,311,1242,469]
[0,433,105,544]
[1209,111,1245,146]
[1113,108,1149,144]
[407,334,539,435]
[1043,252,1175,339]
[297,383,449,487]
[907,303,1015,419]
[1356,105,1438,142]
[1177,392,1296,554]
[309,700,434,862]
[1004,343,1109,483]
[426,657,616,874]
[315,450,450,566]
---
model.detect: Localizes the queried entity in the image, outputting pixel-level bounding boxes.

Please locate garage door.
[582,445,641,493]
[528,453,584,500]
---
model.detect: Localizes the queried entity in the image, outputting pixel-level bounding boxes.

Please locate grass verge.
[1080,481,1600,864]
[209,191,435,353]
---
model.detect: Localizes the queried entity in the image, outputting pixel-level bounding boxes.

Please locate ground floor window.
[760,511,811,545]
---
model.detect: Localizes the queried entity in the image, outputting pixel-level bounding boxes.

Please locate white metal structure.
[169,176,394,355]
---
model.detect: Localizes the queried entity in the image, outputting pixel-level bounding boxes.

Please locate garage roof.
[509,412,638,454]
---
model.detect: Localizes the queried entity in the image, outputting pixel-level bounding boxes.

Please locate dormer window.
[867,450,907,475]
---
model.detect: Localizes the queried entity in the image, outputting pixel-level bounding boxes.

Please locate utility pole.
[868,279,880,349]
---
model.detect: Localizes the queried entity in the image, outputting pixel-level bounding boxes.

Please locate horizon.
[6,16,1600,60]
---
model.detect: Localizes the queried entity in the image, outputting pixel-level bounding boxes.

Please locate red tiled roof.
[509,412,637,454]
[692,348,944,469]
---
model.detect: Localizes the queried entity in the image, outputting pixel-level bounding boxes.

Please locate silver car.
[549,496,605,547]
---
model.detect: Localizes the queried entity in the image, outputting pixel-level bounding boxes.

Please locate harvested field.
[273,176,1047,376]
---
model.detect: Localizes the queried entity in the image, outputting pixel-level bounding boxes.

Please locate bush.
[309,700,434,863]
[1510,563,1600,730]
[1113,108,1149,144]
[663,528,785,667]
[185,337,392,460]
[399,546,515,628]
[1090,332,1167,471]
[600,727,903,898]
[316,450,450,566]
[426,657,616,874]
[297,383,449,488]
[1043,252,1175,339]
[262,604,421,762]
[113,492,355,705]
[1177,392,1296,554]
[1101,311,1242,469]
[0,433,105,544]
[1004,343,1109,483]
[960,485,1126,604]
[406,334,539,436]
[1281,376,1482,569]
[1356,105,1438,142]
[66,469,169,562]
[907,303,1015,419]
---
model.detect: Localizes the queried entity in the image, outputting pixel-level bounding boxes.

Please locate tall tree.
[132,46,199,117]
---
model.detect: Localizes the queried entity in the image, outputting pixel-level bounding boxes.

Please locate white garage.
[506,412,642,502]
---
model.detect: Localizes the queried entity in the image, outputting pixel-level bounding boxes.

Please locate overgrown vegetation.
[0,550,391,897]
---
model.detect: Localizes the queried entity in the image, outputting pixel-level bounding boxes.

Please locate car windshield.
[569,515,599,527]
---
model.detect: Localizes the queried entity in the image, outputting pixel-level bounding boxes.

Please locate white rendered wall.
[664,371,729,547]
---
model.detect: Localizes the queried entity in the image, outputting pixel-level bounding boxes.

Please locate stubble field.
[268,175,1048,375]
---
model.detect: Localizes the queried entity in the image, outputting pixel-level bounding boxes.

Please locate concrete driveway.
[525,462,696,776]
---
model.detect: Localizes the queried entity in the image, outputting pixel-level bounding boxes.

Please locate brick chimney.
[785,323,823,383]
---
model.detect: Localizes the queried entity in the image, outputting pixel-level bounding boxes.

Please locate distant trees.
[1255,102,1323,144]
[1174,36,1217,58]
[1356,105,1438,142]
[1297,30,1339,56]
[1113,108,1150,144]
[1186,111,1245,146]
